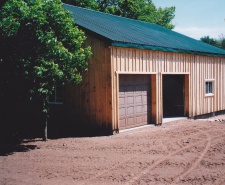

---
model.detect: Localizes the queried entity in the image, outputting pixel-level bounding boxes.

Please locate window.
[205,80,214,96]
[48,86,63,104]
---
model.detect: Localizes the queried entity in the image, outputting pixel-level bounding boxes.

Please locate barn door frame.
[115,72,157,131]
[161,72,190,120]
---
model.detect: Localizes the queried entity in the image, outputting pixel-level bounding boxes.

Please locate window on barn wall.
[205,80,214,96]
[48,86,63,104]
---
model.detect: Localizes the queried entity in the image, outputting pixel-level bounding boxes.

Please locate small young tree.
[0,0,92,141]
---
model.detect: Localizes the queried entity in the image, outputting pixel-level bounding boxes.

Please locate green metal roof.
[63,4,225,57]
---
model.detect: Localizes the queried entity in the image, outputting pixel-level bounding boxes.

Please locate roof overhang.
[111,41,225,57]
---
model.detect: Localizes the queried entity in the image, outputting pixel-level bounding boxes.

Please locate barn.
[60,4,225,134]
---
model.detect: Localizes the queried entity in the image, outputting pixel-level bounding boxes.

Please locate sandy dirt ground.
[1,116,225,185]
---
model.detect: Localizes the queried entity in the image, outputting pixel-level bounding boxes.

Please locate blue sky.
[153,0,225,40]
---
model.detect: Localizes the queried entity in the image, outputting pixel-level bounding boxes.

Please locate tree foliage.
[200,35,225,50]
[62,0,175,29]
[0,0,92,140]
[62,0,99,9]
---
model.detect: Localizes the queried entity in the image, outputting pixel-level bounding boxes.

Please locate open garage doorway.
[163,75,186,118]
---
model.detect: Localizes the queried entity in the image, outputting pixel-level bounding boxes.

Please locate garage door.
[119,75,151,129]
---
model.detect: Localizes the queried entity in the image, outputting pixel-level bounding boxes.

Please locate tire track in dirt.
[81,128,224,185]
[80,128,204,185]
[173,130,225,184]
[214,173,225,185]
[126,131,225,185]
[173,130,212,183]
[80,144,165,185]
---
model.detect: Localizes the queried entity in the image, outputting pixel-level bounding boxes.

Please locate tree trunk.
[43,117,48,141]
[42,98,48,141]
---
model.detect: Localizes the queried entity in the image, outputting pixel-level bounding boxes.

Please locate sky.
[153,0,225,40]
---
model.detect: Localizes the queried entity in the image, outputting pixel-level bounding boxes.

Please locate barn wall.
[111,47,225,126]
[64,34,113,132]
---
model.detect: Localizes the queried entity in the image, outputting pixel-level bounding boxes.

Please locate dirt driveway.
[1,117,225,185]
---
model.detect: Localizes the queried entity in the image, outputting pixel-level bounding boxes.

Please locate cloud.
[173,26,225,40]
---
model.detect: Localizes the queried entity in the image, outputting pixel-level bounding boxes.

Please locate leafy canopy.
[0,0,92,102]
[62,0,175,29]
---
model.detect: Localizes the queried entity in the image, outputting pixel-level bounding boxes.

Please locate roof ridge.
[63,4,225,57]
[63,3,160,27]
[64,4,206,44]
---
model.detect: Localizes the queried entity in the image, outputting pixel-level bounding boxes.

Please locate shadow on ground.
[0,133,41,156]
[0,124,110,156]
[0,144,39,156]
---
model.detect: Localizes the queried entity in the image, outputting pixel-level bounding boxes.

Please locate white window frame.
[205,79,214,97]
[48,86,63,104]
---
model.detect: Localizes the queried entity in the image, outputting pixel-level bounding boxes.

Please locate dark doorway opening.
[163,75,184,118]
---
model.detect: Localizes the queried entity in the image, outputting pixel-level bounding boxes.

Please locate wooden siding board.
[151,74,157,124]
[159,73,162,123]
[132,49,136,72]
[143,51,147,72]
[219,59,222,110]
[221,59,225,110]
[136,50,140,72]
[184,74,190,116]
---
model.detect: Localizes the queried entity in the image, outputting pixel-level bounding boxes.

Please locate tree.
[62,0,176,29]
[0,0,92,141]
[200,35,225,50]
[136,1,175,29]
[200,36,219,47]
[62,0,98,9]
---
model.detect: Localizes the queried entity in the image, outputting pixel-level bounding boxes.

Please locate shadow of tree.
[0,144,39,156]
[0,131,41,156]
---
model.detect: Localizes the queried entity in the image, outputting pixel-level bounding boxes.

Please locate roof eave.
[111,42,225,58]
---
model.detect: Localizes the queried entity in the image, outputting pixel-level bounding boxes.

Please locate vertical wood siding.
[64,34,113,131]
[111,47,225,127]
[64,40,225,132]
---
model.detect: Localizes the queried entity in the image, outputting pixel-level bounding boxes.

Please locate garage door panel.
[119,118,126,128]
[135,105,142,113]
[127,117,135,126]
[119,107,126,116]
[119,74,151,129]
[136,115,143,124]
[119,97,126,106]
[143,95,148,103]
[127,96,134,105]
[143,104,148,112]
[142,90,148,94]
[127,106,134,115]
[143,115,148,122]
[135,95,142,104]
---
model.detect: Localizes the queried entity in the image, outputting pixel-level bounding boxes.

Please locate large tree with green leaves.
[0,0,92,141]
[63,0,175,29]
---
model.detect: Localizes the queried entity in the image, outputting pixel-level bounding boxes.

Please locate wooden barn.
[59,4,225,134]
